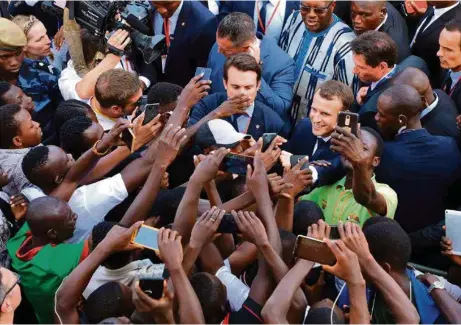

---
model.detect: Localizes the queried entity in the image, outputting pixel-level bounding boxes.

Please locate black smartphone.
[139,277,164,299]
[337,111,359,136]
[120,128,136,153]
[262,133,277,152]
[330,225,340,240]
[131,225,160,251]
[195,67,212,81]
[293,235,336,265]
[217,213,240,234]
[289,155,310,170]
[143,103,160,125]
[220,153,254,175]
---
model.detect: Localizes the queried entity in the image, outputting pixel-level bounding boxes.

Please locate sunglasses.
[0,272,20,306]
[299,1,333,14]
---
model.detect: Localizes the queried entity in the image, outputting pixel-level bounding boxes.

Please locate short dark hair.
[190,272,227,324]
[95,70,142,109]
[293,200,325,236]
[361,126,384,159]
[223,53,262,82]
[445,19,461,48]
[217,12,256,47]
[0,104,22,149]
[305,306,343,324]
[0,82,11,106]
[316,80,354,110]
[55,100,92,133]
[22,146,49,186]
[350,30,397,68]
[147,82,183,106]
[81,28,106,65]
[363,218,411,271]
[60,116,93,159]
[151,187,186,226]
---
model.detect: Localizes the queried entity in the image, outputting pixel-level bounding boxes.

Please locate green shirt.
[300,176,398,226]
[7,223,85,324]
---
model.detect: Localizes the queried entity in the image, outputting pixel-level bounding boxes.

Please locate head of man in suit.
[351,31,397,84]
[350,1,386,35]
[310,80,354,138]
[223,54,261,107]
[392,67,436,110]
[150,1,182,19]
[437,19,461,73]
[216,12,257,58]
[94,69,143,119]
[376,85,423,140]
[299,0,336,33]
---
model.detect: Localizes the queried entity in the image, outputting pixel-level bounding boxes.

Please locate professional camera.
[42,0,165,64]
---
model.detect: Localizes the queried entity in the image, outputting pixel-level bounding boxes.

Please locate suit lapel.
[421,6,457,37]
[247,103,265,139]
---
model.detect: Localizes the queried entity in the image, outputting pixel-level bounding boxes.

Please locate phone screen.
[220,153,254,175]
[133,226,159,250]
[195,67,212,81]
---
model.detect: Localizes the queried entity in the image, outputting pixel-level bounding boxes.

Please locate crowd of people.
[1,0,461,323]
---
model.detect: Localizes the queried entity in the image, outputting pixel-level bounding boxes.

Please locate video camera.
[42,0,166,64]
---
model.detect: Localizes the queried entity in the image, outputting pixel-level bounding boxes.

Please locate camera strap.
[106,44,124,57]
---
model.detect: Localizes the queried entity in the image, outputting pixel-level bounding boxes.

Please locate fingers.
[10,195,28,207]
[294,156,309,171]
[214,147,230,164]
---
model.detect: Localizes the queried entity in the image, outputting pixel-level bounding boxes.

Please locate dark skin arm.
[227,242,258,276]
[330,126,387,216]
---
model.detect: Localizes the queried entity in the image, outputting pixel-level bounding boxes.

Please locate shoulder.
[189,1,217,24]
[255,101,283,122]
[375,181,398,200]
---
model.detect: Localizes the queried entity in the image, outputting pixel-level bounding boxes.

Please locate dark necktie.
[443,71,453,94]
[257,0,269,34]
[417,8,435,37]
[314,138,329,158]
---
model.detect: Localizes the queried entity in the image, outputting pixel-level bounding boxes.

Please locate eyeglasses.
[299,1,333,14]
[0,272,20,306]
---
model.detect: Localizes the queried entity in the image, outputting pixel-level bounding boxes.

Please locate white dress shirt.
[370,65,397,91]
[375,13,388,31]
[420,91,439,119]
[253,0,286,42]
[154,0,184,36]
[449,70,461,90]
[207,0,220,15]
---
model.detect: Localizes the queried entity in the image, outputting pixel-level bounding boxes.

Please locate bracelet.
[92,140,110,156]
[279,192,293,200]
[106,44,124,57]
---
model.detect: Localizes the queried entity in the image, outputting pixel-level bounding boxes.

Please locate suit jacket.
[421,89,460,142]
[411,4,461,88]
[188,93,286,140]
[285,118,345,186]
[380,3,411,64]
[442,72,461,115]
[140,1,218,87]
[356,55,429,131]
[207,35,295,124]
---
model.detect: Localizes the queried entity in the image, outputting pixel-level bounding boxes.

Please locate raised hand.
[189,207,225,249]
[155,124,188,167]
[98,119,132,151]
[191,147,229,184]
[158,228,184,271]
[282,156,313,197]
[337,222,372,263]
[268,173,293,198]
[441,230,461,267]
[132,113,163,151]
[107,29,131,51]
[259,137,282,171]
[330,126,367,168]
[213,94,253,119]
[307,220,331,241]
[177,74,212,109]
[10,194,29,221]
[133,280,174,316]
[101,221,144,252]
[246,151,270,196]
[232,210,269,247]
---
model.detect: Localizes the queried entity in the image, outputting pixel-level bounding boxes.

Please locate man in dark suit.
[217,0,299,42]
[189,54,285,142]
[207,12,295,127]
[410,1,461,88]
[351,1,410,63]
[438,20,461,117]
[199,0,221,15]
[375,85,461,268]
[141,0,217,88]
[393,67,460,142]
[285,80,354,186]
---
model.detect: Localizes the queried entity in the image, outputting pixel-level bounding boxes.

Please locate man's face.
[223,66,260,104]
[44,145,76,186]
[14,108,42,148]
[216,34,253,58]
[351,2,384,35]
[47,202,78,242]
[118,88,143,117]
[0,268,21,313]
[300,1,335,33]
[1,85,34,112]
[375,95,401,140]
[82,122,104,151]
[150,1,182,18]
[308,92,343,137]
[352,53,383,83]
[437,29,461,70]
[341,130,379,170]
[0,48,24,76]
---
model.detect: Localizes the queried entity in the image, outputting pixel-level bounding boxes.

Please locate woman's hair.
[11,15,39,37]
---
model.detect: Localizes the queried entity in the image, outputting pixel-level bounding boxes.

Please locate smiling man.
[279,0,356,122]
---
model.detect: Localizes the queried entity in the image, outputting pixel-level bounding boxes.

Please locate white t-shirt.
[22,173,129,244]
[215,263,250,312]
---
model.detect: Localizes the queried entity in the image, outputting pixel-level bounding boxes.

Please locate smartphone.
[330,225,340,240]
[217,213,240,234]
[404,0,427,15]
[120,128,136,153]
[337,111,359,136]
[293,235,336,265]
[262,133,277,152]
[446,210,461,255]
[289,155,310,170]
[143,103,160,125]
[195,67,212,82]
[131,225,160,251]
[220,153,254,175]
[139,277,164,299]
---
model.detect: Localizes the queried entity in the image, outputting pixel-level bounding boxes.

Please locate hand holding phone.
[131,225,160,251]
[220,153,254,175]
[262,133,277,152]
[138,278,164,299]
[294,235,336,265]
[337,111,359,136]
[190,208,226,249]
[195,67,212,82]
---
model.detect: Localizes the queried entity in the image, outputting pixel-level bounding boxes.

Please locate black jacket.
[380,3,411,63]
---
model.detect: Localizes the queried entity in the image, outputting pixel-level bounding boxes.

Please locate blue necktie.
[257,0,269,34]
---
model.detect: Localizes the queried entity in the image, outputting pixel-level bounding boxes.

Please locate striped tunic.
[279,12,357,122]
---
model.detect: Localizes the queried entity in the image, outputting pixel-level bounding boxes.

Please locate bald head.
[378,85,423,118]
[393,67,432,101]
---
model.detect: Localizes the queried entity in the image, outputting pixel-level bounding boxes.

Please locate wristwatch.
[428,278,445,294]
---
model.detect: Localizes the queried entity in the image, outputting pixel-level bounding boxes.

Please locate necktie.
[163,18,171,48]
[257,0,269,34]
[443,72,453,94]
[313,138,329,157]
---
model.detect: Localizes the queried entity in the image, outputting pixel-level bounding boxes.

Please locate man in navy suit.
[142,1,217,88]
[217,0,299,42]
[207,12,295,126]
[285,80,353,187]
[375,85,461,268]
[188,53,285,142]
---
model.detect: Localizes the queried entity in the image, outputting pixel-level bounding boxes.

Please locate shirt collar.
[318,135,331,142]
[375,13,388,31]
[245,103,255,117]
[420,91,439,119]
[433,2,459,16]
[169,0,184,24]
[370,65,397,91]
